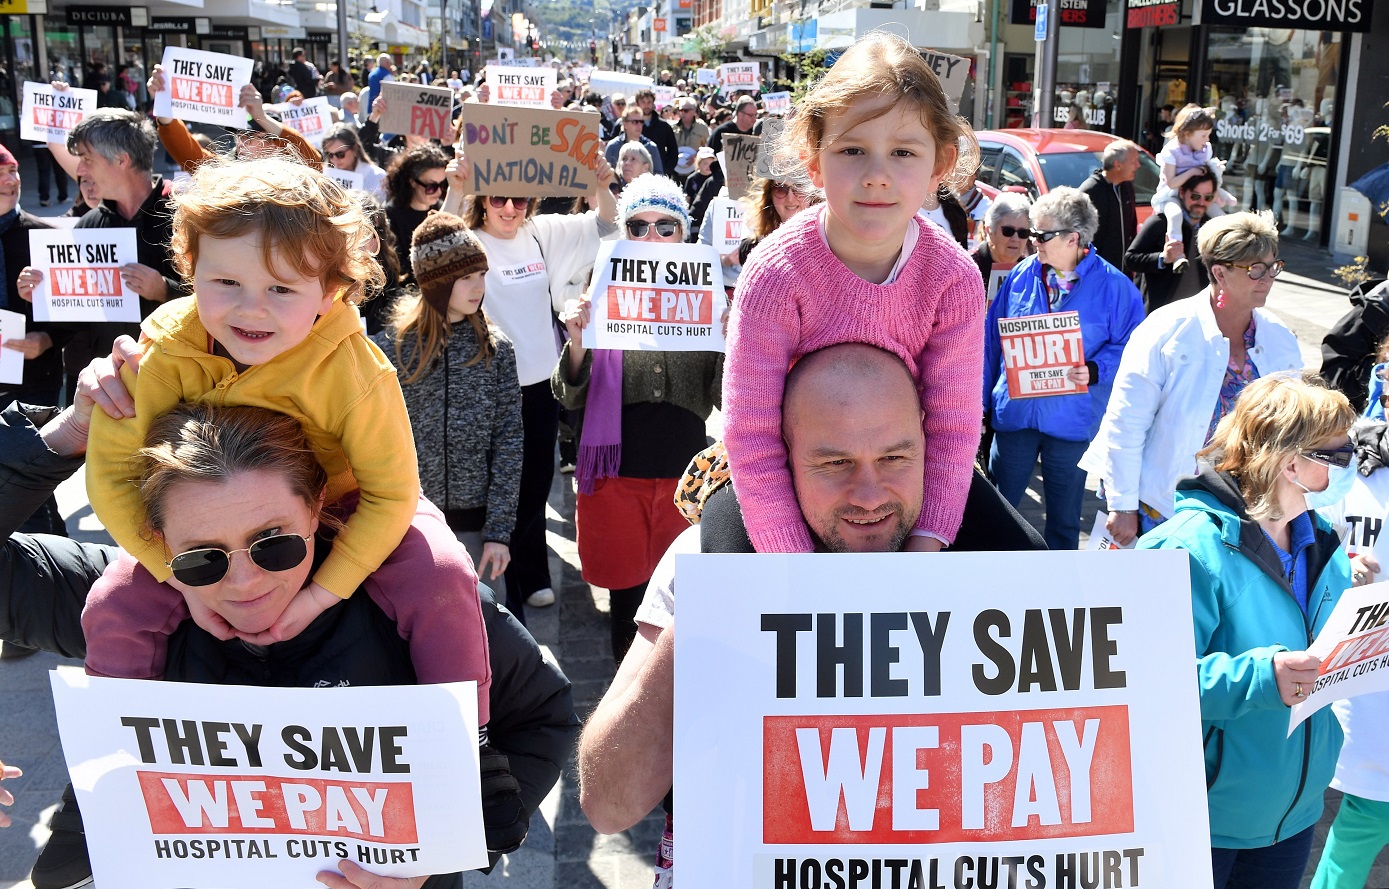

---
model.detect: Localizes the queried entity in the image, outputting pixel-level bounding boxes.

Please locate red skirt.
[576,476,689,590]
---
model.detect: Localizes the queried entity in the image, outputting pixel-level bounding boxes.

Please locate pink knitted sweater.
[724,208,985,552]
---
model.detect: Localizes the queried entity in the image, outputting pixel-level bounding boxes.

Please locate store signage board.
[1193,0,1372,30]
[1013,0,1107,29]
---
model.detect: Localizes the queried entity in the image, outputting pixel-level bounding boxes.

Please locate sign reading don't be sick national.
[29,228,141,323]
[460,104,603,198]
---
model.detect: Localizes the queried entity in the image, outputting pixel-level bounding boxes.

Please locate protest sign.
[325,167,365,191]
[754,117,786,180]
[762,90,791,116]
[708,196,744,253]
[1086,511,1134,551]
[723,133,760,200]
[998,311,1087,398]
[922,49,971,114]
[653,85,677,109]
[29,228,141,323]
[986,263,1017,305]
[460,103,603,198]
[696,68,719,86]
[587,69,653,99]
[571,64,593,82]
[50,670,488,889]
[20,81,97,143]
[719,62,760,95]
[581,240,727,352]
[377,82,455,141]
[153,47,255,128]
[675,549,1212,888]
[1290,581,1389,732]
[278,96,333,145]
[487,64,557,107]
[0,308,23,385]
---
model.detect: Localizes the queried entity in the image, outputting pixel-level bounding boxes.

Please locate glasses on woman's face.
[1300,444,1355,469]
[486,196,530,209]
[413,177,446,194]
[626,219,680,239]
[325,147,353,161]
[771,183,797,198]
[1227,259,1285,281]
[997,225,1029,239]
[1030,229,1071,243]
[166,533,312,587]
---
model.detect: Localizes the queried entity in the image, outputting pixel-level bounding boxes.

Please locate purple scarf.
[576,348,624,495]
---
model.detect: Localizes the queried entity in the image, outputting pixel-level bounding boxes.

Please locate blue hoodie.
[1141,465,1350,848]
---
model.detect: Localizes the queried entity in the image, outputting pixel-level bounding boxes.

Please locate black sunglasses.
[1301,444,1354,469]
[998,225,1029,239]
[413,178,446,194]
[166,533,312,587]
[325,147,353,160]
[486,196,530,209]
[1030,229,1071,243]
[626,219,680,238]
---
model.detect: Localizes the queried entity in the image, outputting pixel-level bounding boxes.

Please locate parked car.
[973,129,1162,223]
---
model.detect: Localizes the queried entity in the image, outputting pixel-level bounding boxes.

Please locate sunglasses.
[166,533,313,587]
[771,183,798,198]
[1030,229,1071,243]
[325,147,353,160]
[997,225,1029,239]
[1226,259,1285,281]
[1186,191,1216,203]
[626,219,680,238]
[486,196,531,209]
[413,178,447,194]
[1301,444,1354,469]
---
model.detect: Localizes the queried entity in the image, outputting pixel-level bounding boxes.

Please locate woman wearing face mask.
[1139,372,1356,889]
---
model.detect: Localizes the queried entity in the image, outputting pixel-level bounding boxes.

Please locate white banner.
[487,64,556,107]
[0,308,24,385]
[326,167,365,191]
[696,68,719,86]
[153,47,256,128]
[1290,581,1389,732]
[29,228,141,323]
[675,550,1213,888]
[653,85,677,109]
[581,240,727,352]
[762,90,791,116]
[50,670,488,889]
[20,81,97,143]
[586,69,654,99]
[278,96,334,145]
[708,196,744,253]
[719,62,760,95]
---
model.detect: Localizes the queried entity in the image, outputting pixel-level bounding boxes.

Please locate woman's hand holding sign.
[0,758,20,829]
[562,296,593,381]
[316,858,427,889]
[1274,650,1323,707]
[16,266,40,302]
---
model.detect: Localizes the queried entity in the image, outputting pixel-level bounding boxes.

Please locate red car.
[973,129,1162,223]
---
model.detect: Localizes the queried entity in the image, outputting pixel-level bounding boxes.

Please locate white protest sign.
[696,68,719,86]
[986,264,1017,305]
[581,239,727,352]
[587,69,654,99]
[676,550,1212,888]
[754,117,786,180]
[1086,511,1134,551]
[30,228,141,323]
[153,47,255,128]
[922,49,971,114]
[20,81,97,143]
[719,62,759,95]
[377,82,456,141]
[487,64,557,107]
[326,167,365,191]
[50,670,488,889]
[708,196,744,253]
[278,96,334,145]
[571,64,593,83]
[999,311,1087,398]
[0,308,24,385]
[762,90,791,116]
[653,85,677,109]
[1290,581,1389,732]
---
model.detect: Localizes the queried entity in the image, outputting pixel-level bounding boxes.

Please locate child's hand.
[477,542,510,581]
[905,535,945,553]
[237,582,341,645]
[561,296,592,344]
[184,592,239,641]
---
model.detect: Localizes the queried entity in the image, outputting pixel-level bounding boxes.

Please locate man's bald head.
[784,343,919,438]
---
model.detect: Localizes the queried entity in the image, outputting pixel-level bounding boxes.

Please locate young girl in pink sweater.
[723,32,986,553]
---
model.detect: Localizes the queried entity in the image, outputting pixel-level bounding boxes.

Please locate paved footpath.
[1,166,1386,887]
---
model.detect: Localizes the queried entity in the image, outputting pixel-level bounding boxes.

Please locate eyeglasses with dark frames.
[997,225,1029,239]
[1300,444,1354,469]
[1030,229,1071,243]
[325,147,353,160]
[486,196,531,209]
[413,178,446,194]
[626,219,680,239]
[166,533,313,587]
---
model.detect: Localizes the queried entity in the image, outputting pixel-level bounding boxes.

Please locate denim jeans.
[988,428,1089,551]
[1211,826,1316,889]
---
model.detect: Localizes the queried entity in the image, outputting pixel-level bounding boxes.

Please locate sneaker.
[31,784,92,889]
[525,587,556,608]
[39,199,51,207]
[1171,257,1189,275]
[558,460,576,474]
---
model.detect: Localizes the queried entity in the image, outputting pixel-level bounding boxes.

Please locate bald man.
[577,343,1043,842]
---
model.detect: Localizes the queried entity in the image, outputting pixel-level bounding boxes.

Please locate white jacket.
[1078,294,1303,516]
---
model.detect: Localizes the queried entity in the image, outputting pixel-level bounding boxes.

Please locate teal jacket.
[1140,465,1349,849]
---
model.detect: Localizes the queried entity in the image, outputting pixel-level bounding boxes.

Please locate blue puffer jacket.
[1140,465,1349,849]
[984,249,1145,442]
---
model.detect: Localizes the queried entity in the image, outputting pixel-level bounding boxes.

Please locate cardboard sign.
[719,62,759,95]
[29,228,141,323]
[0,308,23,385]
[50,670,488,889]
[653,86,677,109]
[581,240,727,352]
[377,82,456,141]
[922,49,971,115]
[1085,511,1135,551]
[587,69,653,99]
[696,68,719,86]
[708,197,744,253]
[459,103,602,198]
[722,133,760,200]
[675,550,1213,888]
[486,64,556,108]
[153,47,255,128]
[20,81,97,143]
[998,311,1087,398]
[762,90,791,116]
[325,167,365,191]
[754,117,786,180]
[278,96,333,145]
[1290,581,1389,732]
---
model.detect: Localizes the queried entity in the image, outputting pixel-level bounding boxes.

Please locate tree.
[776,47,830,102]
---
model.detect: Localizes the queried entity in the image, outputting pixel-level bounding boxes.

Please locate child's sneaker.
[1172,257,1189,275]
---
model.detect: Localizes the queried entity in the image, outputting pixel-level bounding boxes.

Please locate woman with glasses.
[553,175,723,664]
[440,151,618,615]
[384,144,450,283]
[321,124,387,201]
[971,192,1033,299]
[1140,373,1355,889]
[983,187,1145,550]
[732,177,818,267]
[1081,212,1304,546]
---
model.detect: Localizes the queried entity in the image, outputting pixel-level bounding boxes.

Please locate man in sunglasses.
[1125,170,1216,314]
[603,107,665,175]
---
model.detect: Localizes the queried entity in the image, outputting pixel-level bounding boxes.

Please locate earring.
[1215,288,1227,309]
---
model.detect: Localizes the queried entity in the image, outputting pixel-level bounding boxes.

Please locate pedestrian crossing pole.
[1031,0,1058,128]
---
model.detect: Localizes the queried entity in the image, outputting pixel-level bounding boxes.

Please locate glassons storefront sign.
[1196,0,1372,32]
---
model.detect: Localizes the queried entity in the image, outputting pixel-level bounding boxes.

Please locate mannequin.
[1241,98,1282,212]
[1274,104,1312,232]
[1300,129,1329,240]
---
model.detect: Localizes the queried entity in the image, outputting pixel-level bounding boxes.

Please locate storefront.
[1000,0,1122,132]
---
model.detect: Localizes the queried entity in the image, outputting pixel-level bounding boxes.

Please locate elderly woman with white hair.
[972,191,1034,298]
[983,186,1145,550]
[616,141,654,195]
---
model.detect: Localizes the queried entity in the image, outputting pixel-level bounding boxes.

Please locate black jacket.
[1124,211,1209,314]
[75,174,182,319]
[1076,169,1137,274]
[0,211,70,399]
[641,115,678,178]
[1322,279,1389,412]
